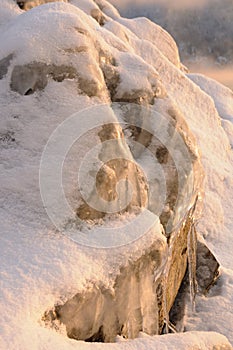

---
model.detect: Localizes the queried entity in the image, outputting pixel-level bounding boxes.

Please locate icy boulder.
[0,2,108,97]
[1,0,202,343]
[50,239,166,342]
[0,1,168,102]
[2,0,232,349]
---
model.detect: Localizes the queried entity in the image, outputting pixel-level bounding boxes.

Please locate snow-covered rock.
[0,0,233,349]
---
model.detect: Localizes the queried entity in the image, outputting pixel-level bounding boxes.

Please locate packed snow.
[0,0,233,349]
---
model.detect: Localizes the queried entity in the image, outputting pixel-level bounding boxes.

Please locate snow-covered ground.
[0,1,233,349]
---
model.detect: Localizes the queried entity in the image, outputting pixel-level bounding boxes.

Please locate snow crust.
[0,0,233,349]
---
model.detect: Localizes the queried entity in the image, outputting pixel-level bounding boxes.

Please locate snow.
[70,0,120,19]
[0,0,22,28]
[188,73,233,146]
[118,17,181,68]
[0,0,233,349]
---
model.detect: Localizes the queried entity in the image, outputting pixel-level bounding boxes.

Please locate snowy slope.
[0,1,233,349]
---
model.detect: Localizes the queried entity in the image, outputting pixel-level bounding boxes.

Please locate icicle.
[159,195,199,332]
[162,274,169,334]
[153,237,170,335]
[164,319,177,333]
[160,243,172,335]
[187,223,198,311]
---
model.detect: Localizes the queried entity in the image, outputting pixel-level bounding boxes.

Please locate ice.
[187,224,198,311]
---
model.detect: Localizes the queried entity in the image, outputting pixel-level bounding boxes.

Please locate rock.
[9,61,104,97]
[76,122,148,220]
[10,63,77,95]
[196,238,220,294]
[10,63,48,95]
[58,65,202,342]
[169,237,220,332]
[0,0,207,344]
[0,54,13,79]
[0,131,16,146]
[90,8,106,26]
[46,207,200,342]
[54,241,167,342]
[16,0,67,10]
[1,3,107,97]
